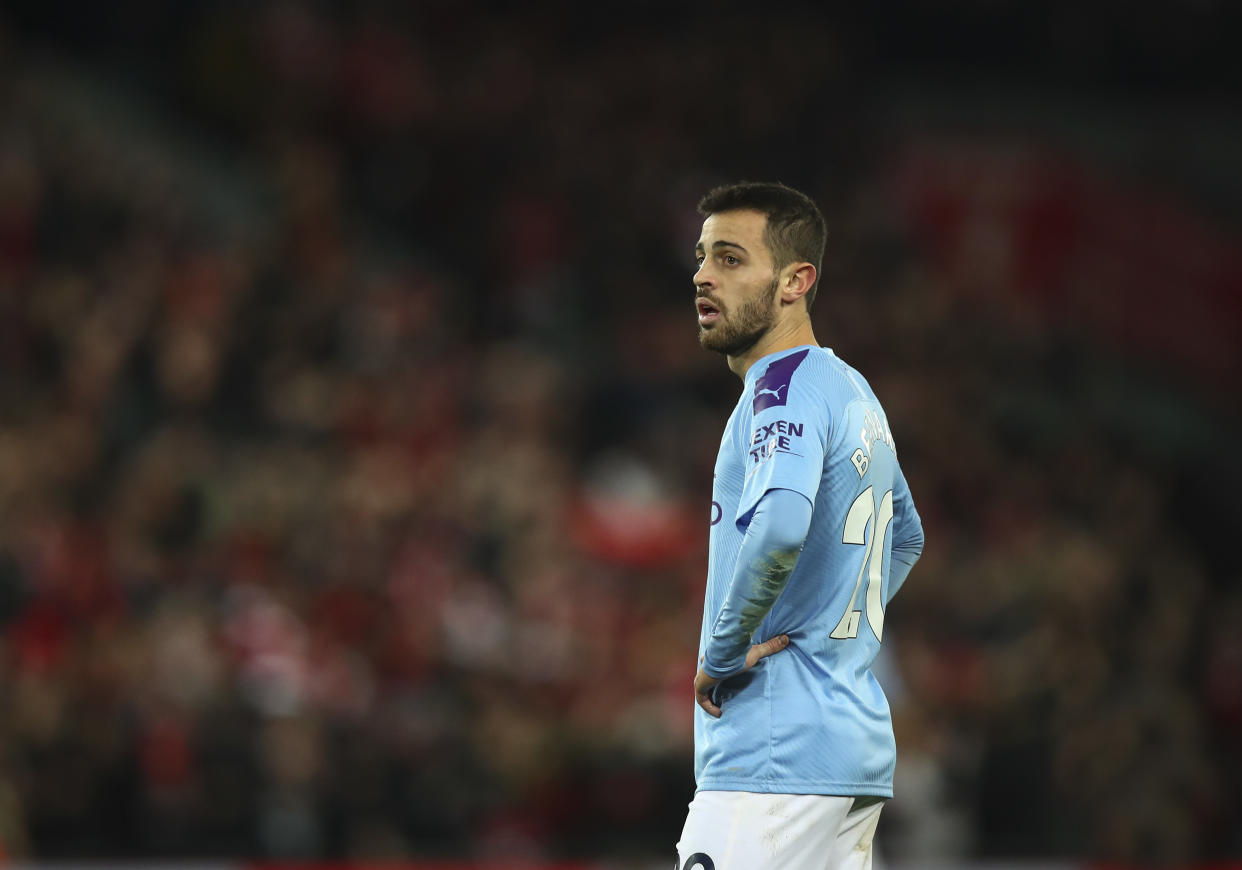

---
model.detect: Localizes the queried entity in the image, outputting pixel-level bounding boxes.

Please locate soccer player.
[676,182,924,870]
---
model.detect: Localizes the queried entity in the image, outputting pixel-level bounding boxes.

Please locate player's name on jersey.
[852,408,896,477]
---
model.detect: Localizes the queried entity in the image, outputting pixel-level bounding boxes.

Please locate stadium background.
[0,2,1239,868]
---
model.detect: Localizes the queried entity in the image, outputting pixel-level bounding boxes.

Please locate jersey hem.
[695,778,893,798]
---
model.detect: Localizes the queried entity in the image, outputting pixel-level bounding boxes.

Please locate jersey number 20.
[830,486,894,642]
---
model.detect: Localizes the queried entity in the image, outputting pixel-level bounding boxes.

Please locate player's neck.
[727,319,818,379]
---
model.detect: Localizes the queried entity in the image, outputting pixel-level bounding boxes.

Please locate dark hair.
[697,181,827,311]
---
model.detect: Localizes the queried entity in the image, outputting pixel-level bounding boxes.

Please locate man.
[677,181,924,870]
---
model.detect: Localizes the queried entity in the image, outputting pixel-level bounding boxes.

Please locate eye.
[722,254,740,266]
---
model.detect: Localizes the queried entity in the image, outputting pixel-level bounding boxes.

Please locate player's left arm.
[885,462,924,604]
[694,486,812,718]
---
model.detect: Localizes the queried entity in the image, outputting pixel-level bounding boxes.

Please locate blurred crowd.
[0,2,1240,866]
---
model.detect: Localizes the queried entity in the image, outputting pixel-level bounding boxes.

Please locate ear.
[780,263,817,306]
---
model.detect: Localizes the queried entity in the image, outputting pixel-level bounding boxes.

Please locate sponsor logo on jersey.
[752,348,809,414]
[748,419,804,465]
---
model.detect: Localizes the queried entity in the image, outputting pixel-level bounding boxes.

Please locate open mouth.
[696,298,721,325]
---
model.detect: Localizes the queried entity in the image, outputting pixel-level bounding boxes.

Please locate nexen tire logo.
[749,420,803,464]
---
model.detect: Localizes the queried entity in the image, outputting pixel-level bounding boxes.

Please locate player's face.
[693,210,781,356]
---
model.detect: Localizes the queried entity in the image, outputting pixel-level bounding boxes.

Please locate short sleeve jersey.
[696,345,921,796]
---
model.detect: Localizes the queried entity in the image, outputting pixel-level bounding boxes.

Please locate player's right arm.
[693,487,809,717]
[700,486,811,680]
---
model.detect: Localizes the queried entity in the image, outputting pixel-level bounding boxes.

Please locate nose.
[693,261,714,292]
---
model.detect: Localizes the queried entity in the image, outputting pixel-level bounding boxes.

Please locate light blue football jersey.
[695,345,923,796]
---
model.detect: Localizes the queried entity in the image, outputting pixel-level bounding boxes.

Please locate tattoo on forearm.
[718,547,799,663]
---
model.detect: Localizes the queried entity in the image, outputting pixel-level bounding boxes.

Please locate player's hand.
[694,634,791,718]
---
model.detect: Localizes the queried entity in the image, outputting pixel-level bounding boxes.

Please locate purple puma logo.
[753,349,809,414]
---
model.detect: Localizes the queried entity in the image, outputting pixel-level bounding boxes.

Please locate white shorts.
[675,790,885,870]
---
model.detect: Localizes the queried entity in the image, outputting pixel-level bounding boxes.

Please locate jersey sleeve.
[886,461,923,603]
[702,487,813,678]
[736,359,830,527]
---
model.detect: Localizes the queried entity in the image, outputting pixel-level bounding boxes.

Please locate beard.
[698,275,779,357]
